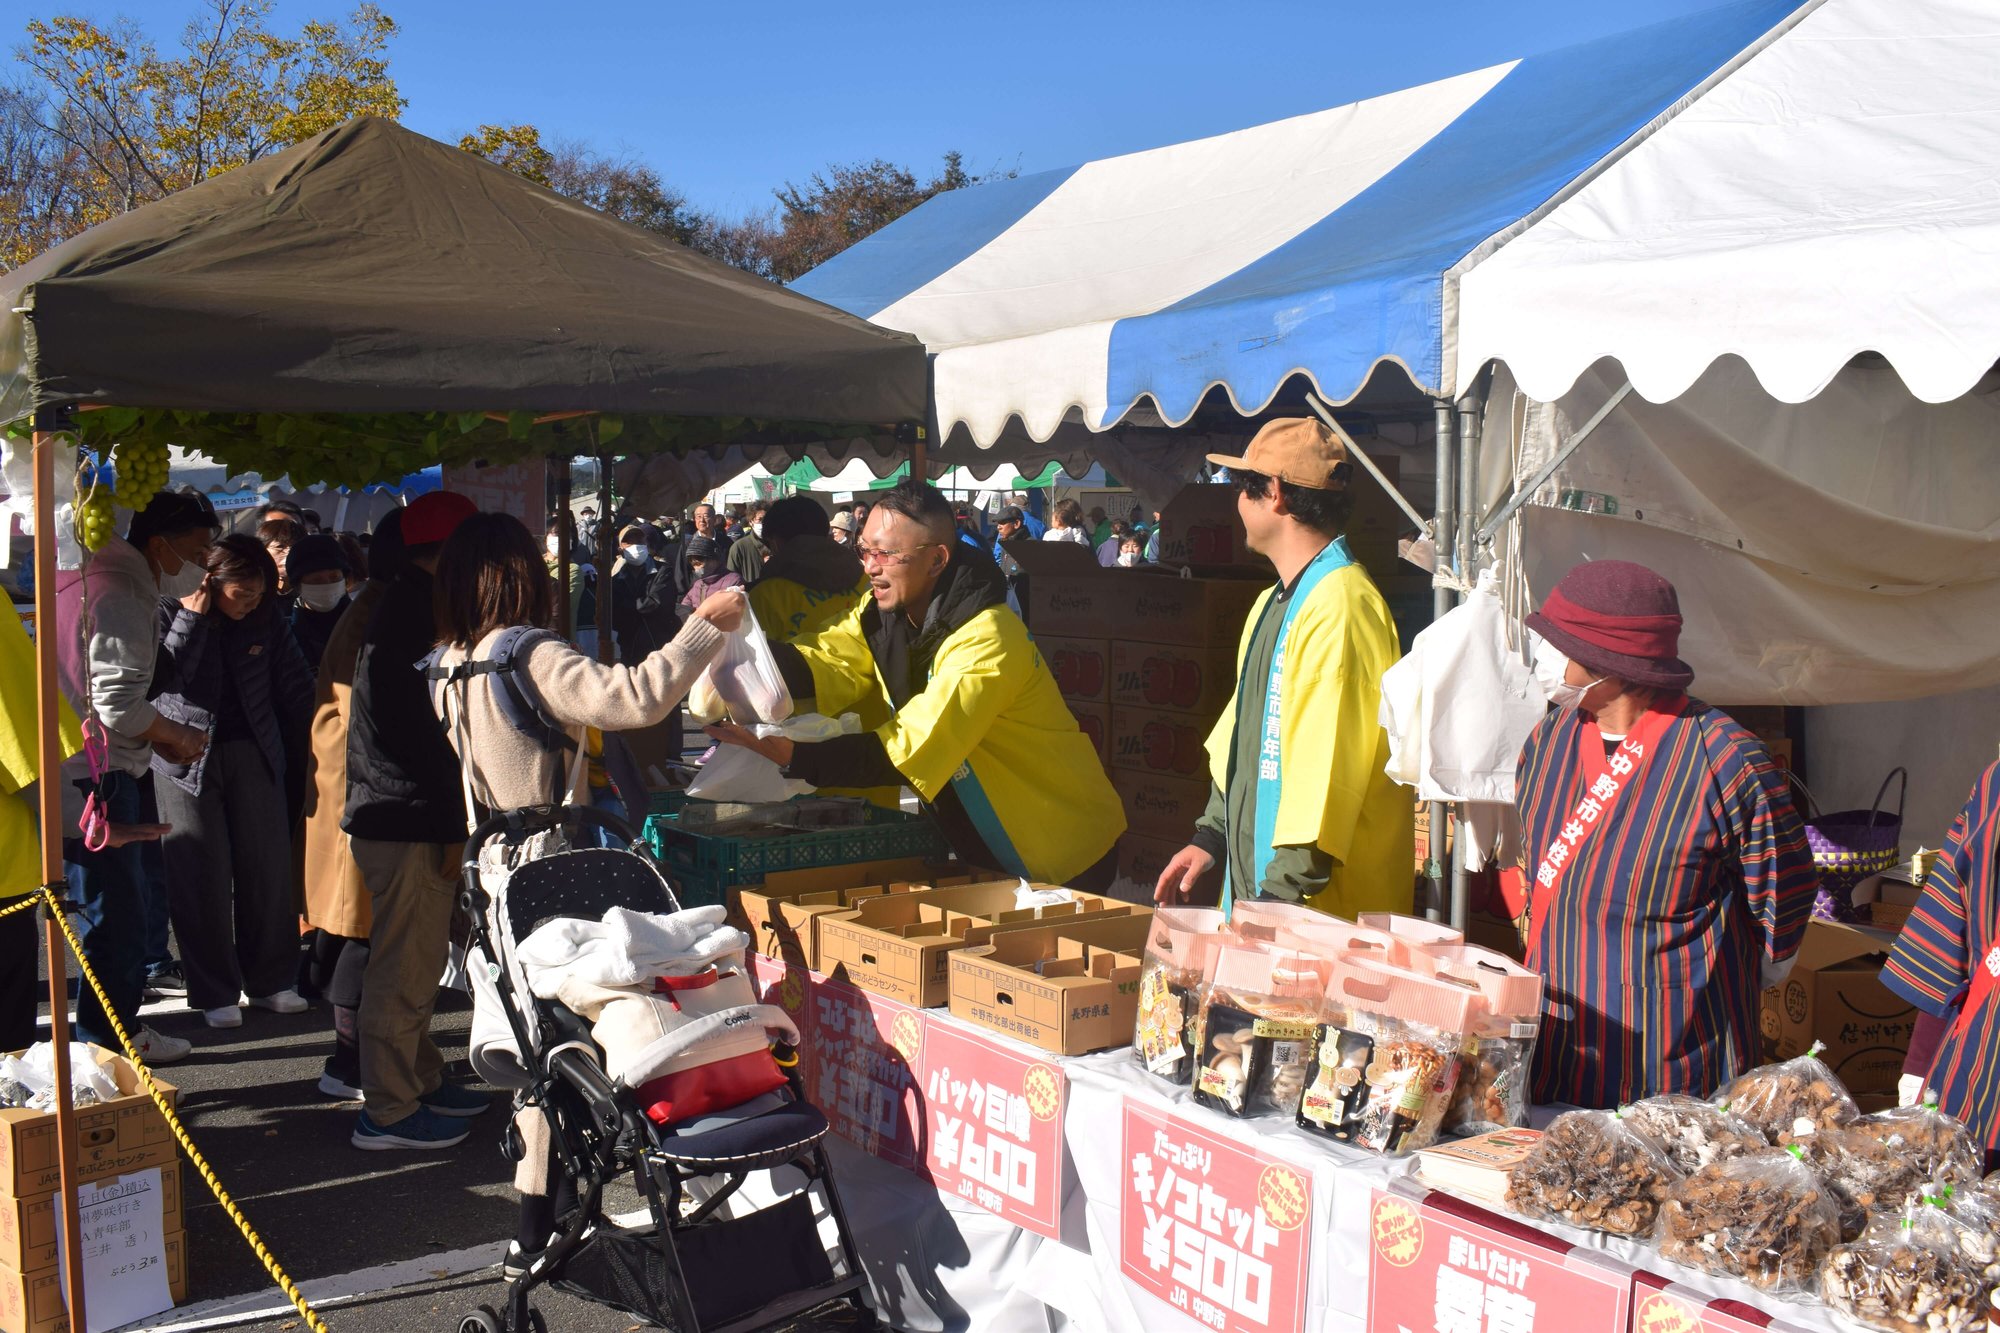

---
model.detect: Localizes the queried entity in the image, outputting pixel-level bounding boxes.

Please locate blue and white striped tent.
[792,0,1819,446]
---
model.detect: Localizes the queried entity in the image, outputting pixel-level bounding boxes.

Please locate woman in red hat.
[1517,560,1816,1108]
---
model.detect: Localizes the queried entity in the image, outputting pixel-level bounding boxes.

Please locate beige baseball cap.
[1206,418,1351,491]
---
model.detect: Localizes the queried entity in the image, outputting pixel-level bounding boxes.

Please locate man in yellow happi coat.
[1153,418,1413,917]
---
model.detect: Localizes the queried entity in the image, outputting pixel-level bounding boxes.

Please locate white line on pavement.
[113,1240,506,1332]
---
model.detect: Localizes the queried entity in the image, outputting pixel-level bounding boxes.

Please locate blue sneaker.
[351,1107,472,1151]
[419,1080,494,1118]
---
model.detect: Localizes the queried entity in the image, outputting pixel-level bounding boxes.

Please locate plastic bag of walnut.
[1821,1200,1991,1333]
[1802,1099,1985,1239]
[1504,1109,1680,1237]
[1659,1144,1841,1293]
[1713,1041,1858,1145]
[1624,1095,1767,1176]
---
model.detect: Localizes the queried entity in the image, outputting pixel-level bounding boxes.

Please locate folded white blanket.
[516,905,746,996]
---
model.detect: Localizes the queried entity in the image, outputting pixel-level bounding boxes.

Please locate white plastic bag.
[686,724,813,803]
[696,596,792,725]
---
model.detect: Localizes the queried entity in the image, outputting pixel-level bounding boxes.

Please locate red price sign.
[1367,1188,1631,1333]
[918,1021,1066,1238]
[1118,1098,1312,1333]
[809,976,927,1170]
[1631,1273,1813,1333]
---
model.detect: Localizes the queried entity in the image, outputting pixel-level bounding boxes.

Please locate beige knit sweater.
[434,618,725,814]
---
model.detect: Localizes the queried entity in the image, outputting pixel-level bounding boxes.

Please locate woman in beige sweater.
[430,512,744,817]
[429,510,745,1274]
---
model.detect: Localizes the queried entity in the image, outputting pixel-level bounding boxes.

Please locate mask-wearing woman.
[677,534,744,613]
[150,533,317,1030]
[257,513,304,600]
[286,533,354,674]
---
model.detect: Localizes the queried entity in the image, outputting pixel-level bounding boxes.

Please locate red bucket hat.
[1525,559,1695,692]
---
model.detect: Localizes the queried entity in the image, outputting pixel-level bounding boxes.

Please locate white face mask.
[545,535,560,558]
[1534,645,1605,713]
[622,544,650,564]
[155,544,208,600]
[298,581,346,612]
[751,522,764,539]
[1115,552,1139,567]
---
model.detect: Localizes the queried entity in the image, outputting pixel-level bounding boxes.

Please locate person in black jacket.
[607,524,680,665]
[286,533,352,673]
[343,490,492,1151]
[151,534,316,1031]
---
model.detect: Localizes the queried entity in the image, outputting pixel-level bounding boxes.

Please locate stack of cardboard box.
[0,1050,185,1333]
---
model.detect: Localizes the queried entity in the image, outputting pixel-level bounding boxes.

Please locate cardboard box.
[1067,699,1111,770]
[1008,540,1110,637]
[1040,636,1111,704]
[1107,831,1185,905]
[0,1165,180,1276]
[1120,568,1265,647]
[1153,484,1253,569]
[816,882,1141,1008]
[738,872,974,972]
[1108,640,1238,718]
[1113,770,1210,842]
[948,912,1154,1055]
[1759,920,1916,1095]
[0,1053,179,1198]
[0,1229,185,1333]
[1853,871,1923,933]
[1108,705,1211,777]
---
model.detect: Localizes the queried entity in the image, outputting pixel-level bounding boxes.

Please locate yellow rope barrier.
[37,884,332,1333]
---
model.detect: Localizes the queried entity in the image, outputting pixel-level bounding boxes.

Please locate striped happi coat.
[1883,759,2000,1157]
[1517,700,1816,1108]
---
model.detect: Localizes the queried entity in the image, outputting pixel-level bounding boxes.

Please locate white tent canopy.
[1455,0,2000,405]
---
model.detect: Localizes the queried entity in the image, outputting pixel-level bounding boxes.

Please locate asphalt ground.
[34,947,884,1333]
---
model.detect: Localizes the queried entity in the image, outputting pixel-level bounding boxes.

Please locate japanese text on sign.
[808,978,925,1170]
[1119,1098,1310,1333]
[920,1021,1065,1238]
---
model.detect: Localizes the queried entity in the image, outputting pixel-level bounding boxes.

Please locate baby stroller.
[454,804,870,1333]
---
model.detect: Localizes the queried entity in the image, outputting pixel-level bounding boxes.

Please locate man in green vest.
[1153,418,1413,917]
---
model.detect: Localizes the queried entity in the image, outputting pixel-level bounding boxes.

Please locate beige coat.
[300,580,386,938]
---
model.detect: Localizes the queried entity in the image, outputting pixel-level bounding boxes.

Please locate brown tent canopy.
[0,116,926,429]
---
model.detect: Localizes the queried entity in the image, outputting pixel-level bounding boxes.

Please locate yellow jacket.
[1,607,85,896]
[1206,564,1413,917]
[749,572,871,647]
[796,596,1124,884]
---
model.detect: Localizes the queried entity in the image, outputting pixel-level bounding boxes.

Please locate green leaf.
[458,411,485,435]
[596,415,624,445]
[507,410,534,440]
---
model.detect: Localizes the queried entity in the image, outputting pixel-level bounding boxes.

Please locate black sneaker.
[143,961,187,999]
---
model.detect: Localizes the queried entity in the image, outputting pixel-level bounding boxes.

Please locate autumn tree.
[751,151,1005,283]
[3,0,403,268]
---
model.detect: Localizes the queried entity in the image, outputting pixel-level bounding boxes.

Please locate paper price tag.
[918,1022,1066,1238]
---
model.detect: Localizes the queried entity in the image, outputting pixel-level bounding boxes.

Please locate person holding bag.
[151,534,317,1029]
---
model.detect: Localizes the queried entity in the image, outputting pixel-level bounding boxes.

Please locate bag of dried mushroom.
[1192,941,1328,1118]
[1659,1144,1841,1292]
[1504,1108,1679,1237]
[1295,951,1474,1156]
[1796,1098,1985,1240]
[1624,1095,1767,1175]
[1712,1041,1858,1145]
[1429,944,1543,1137]
[1935,1182,2000,1293]
[1133,907,1229,1085]
[1821,1199,1992,1333]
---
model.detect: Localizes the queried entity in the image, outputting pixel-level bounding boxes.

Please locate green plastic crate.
[641,798,948,908]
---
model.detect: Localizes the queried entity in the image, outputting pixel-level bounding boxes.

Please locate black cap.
[684,534,722,562]
[996,506,1025,525]
[286,532,349,581]
[126,490,219,550]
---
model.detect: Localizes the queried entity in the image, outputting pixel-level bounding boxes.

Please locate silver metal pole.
[1449,392,1486,933]
[1425,399,1456,921]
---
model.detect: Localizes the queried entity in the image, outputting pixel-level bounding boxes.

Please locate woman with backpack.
[427,512,745,1275]
[151,533,317,1028]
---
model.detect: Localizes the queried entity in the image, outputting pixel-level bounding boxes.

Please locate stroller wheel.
[457,1307,501,1333]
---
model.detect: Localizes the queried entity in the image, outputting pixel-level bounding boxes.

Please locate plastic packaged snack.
[1430,945,1542,1137]
[1296,954,1476,1157]
[1659,1146,1841,1292]
[1804,1100,1985,1235]
[1134,907,1228,1085]
[1504,1109,1680,1237]
[1192,942,1328,1117]
[1625,1095,1768,1176]
[1821,1202,1991,1333]
[1714,1041,1858,1145]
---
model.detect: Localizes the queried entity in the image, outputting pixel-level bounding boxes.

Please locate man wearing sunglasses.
[708,481,1124,888]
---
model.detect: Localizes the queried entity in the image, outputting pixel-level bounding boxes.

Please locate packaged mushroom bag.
[1295,952,1472,1156]
[1505,1108,1680,1237]
[1623,1095,1767,1176]
[1192,941,1329,1118]
[1821,1200,1992,1333]
[1801,1098,1985,1236]
[1430,944,1543,1137]
[1658,1144,1842,1293]
[1713,1040,1858,1145]
[1133,908,1228,1086]
[1937,1182,2000,1293]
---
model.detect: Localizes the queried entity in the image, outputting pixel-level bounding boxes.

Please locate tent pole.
[597,451,615,665]
[552,456,572,640]
[32,423,89,1332]
[1427,400,1457,922]
[1450,386,1489,934]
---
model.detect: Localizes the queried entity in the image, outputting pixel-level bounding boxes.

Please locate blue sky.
[7,0,1744,219]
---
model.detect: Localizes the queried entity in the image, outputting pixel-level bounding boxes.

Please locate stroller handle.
[462,803,643,872]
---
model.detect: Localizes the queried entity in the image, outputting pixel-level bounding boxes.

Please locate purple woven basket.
[1800,769,1906,923]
